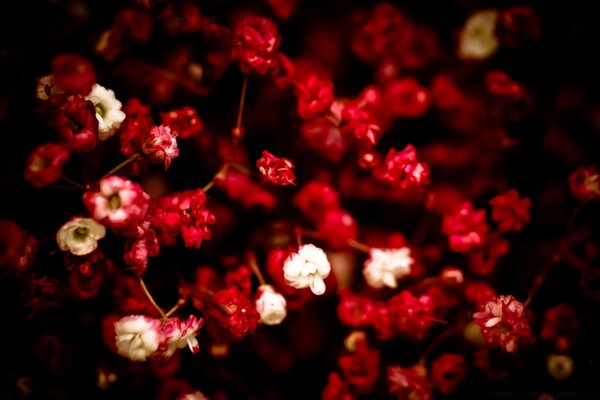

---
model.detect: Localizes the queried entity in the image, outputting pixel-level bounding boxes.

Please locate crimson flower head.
[206,287,260,340]
[161,106,204,139]
[387,290,436,341]
[316,209,358,249]
[142,125,179,170]
[0,219,37,273]
[430,354,467,395]
[24,143,70,188]
[374,144,430,189]
[540,303,580,352]
[256,150,296,185]
[49,94,99,153]
[124,228,160,277]
[473,295,535,353]
[338,339,380,394]
[178,189,216,249]
[569,165,600,202]
[489,189,531,232]
[232,15,281,75]
[340,104,381,147]
[442,202,488,253]
[294,180,340,221]
[387,364,432,400]
[51,53,96,94]
[295,75,335,119]
[83,176,150,235]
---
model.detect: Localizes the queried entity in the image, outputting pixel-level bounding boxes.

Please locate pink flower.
[473,295,535,353]
[387,364,432,400]
[49,94,99,153]
[159,315,203,357]
[206,287,260,339]
[83,176,150,235]
[256,150,296,185]
[232,15,281,75]
[374,144,430,189]
[387,291,436,341]
[24,143,70,188]
[114,315,162,361]
[124,228,160,276]
[295,74,335,119]
[569,165,600,202]
[161,106,204,139]
[489,189,531,232]
[442,202,488,253]
[142,125,179,170]
[178,189,216,249]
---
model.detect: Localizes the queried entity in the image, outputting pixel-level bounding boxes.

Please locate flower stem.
[347,238,371,253]
[202,163,229,193]
[247,252,266,286]
[235,76,249,134]
[102,153,141,179]
[192,289,232,315]
[139,278,167,320]
[61,176,84,190]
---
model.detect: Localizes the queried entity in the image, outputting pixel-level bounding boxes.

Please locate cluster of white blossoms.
[86,83,126,141]
[56,217,106,256]
[363,247,413,289]
[283,244,331,295]
[114,315,203,362]
[458,9,500,60]
[255,284,287,325]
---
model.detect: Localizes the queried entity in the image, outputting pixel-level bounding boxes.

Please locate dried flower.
[86,83,126,141]
[255,284,287,325]
[114,315,161,361]
[256,150,296,185]
[56,217,106,256]
[283,244,331,295]
[363,247,413,289]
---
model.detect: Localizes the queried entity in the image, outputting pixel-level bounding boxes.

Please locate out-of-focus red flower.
[473,295,535,353]
[431,75,465,110]
[468,232,510,275]
[489,189,530,232]
[442,202,488,253]
[225,265,253,298]
[430,353,467,395]
[465,282,496,307]
[295,74,334,119]
[124,228,160,276]
[540,303,580,352]
[497,6,541,48]
[569,165,600,202]
[161,106,204,139]
[159,3,204,35]
[65,251,114,299]
[24,143,71,188]
[340,104,381,147]
[387,364,432,400]
[232,15,281,75]
[485,71,524,100]
[321,372,354,400]
[112,273,158,316]
[385,78,430,118]
[216,169,277,208]
[337,290,375,328]
[294,180,341,222]
[51,53,96,95]
[316,209,358,249]
[256,150,296,185]
[374,144,430,189]
[338,339,380,394]
[49,94,99,153]
[388,290,436,341]
[301,116,346,162]
[0,220,37,273]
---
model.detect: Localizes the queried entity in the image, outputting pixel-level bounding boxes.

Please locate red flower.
[179,189,216,249]
[206,287,260,339]
[497,6,541,48]
[338,339,380,393]
[159,3,204,36]
[120,99,154,158]
[388,291,436,341]
[569,165,600,202]
[374,144,430,189]
[385,78,430,118]
[294,180,340,221]
[387,364,432,400]
[24,143,70,188]
[430,354,467,395]
[540,303,580,352]
[473,295,535,353]
[337,290,375,328]
[295,75,335,119]
[256,150,296,185]
[232,15,281,75]
[161,106,204,139]
[442,202,488,253]
[340,104,381,147]
[124,228,160,276]
[322,372,354,400]
[489,189,530,232]
[316,209,358,249]
[465,282,496,307]
[216,169,276,208]
[51,53,96,94]
[225,266,253,298]
[49,94,99,153]
[142,125,179,170]
[485,71,524,100]
[64,250,114,299]
[0,219,37,273]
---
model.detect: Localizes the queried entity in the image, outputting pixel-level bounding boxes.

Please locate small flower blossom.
[321,372,354,400]
[56,217,106,256]
[569,165,600,202]
[0,219,37,273]
[51,53,96,95]
[49,94,99,153]
[473,295,535,353]
[256,150,296,185]
[86,83,126,140]
[431,354,467,395]
[340,104,381,147]
[142,125,179,170]
[24,143,70,188]
[159,315,203,358]
[294,74,335,119]
[458,9,500,60]
[283,244,331,295]
[387,364,432,400]
[232,15,281,75]
[497,6,541,48]
[179,189,216,249]
[338,339,380,394]
[64,250,113,299]
[316,209,358,249]
[206,287,260,339]
[161,106,204,139]
[489,189,531,232]
[83,176,150,234]
[114,315,161,361]
[442,202,488,253]
[388,291,436,341]
[374,144,430,189]
[124,228,160,276]
[540,303,580,352]
[255,284,287,325]
[363,247,413,289]
[177,391,208,400]
[337,290,375,328]
[294,180,340,221]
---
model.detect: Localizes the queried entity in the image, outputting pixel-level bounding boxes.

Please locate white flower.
[177,391,208,400]
[36,74,56,100]
[160,315,203,357]
[86,83,126,140]
[114,315,161,361]
[458,9,500,60]
[363,247,413,289]
[283,244,331,295]
[56,217,106,256]
[255,285,287,325]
